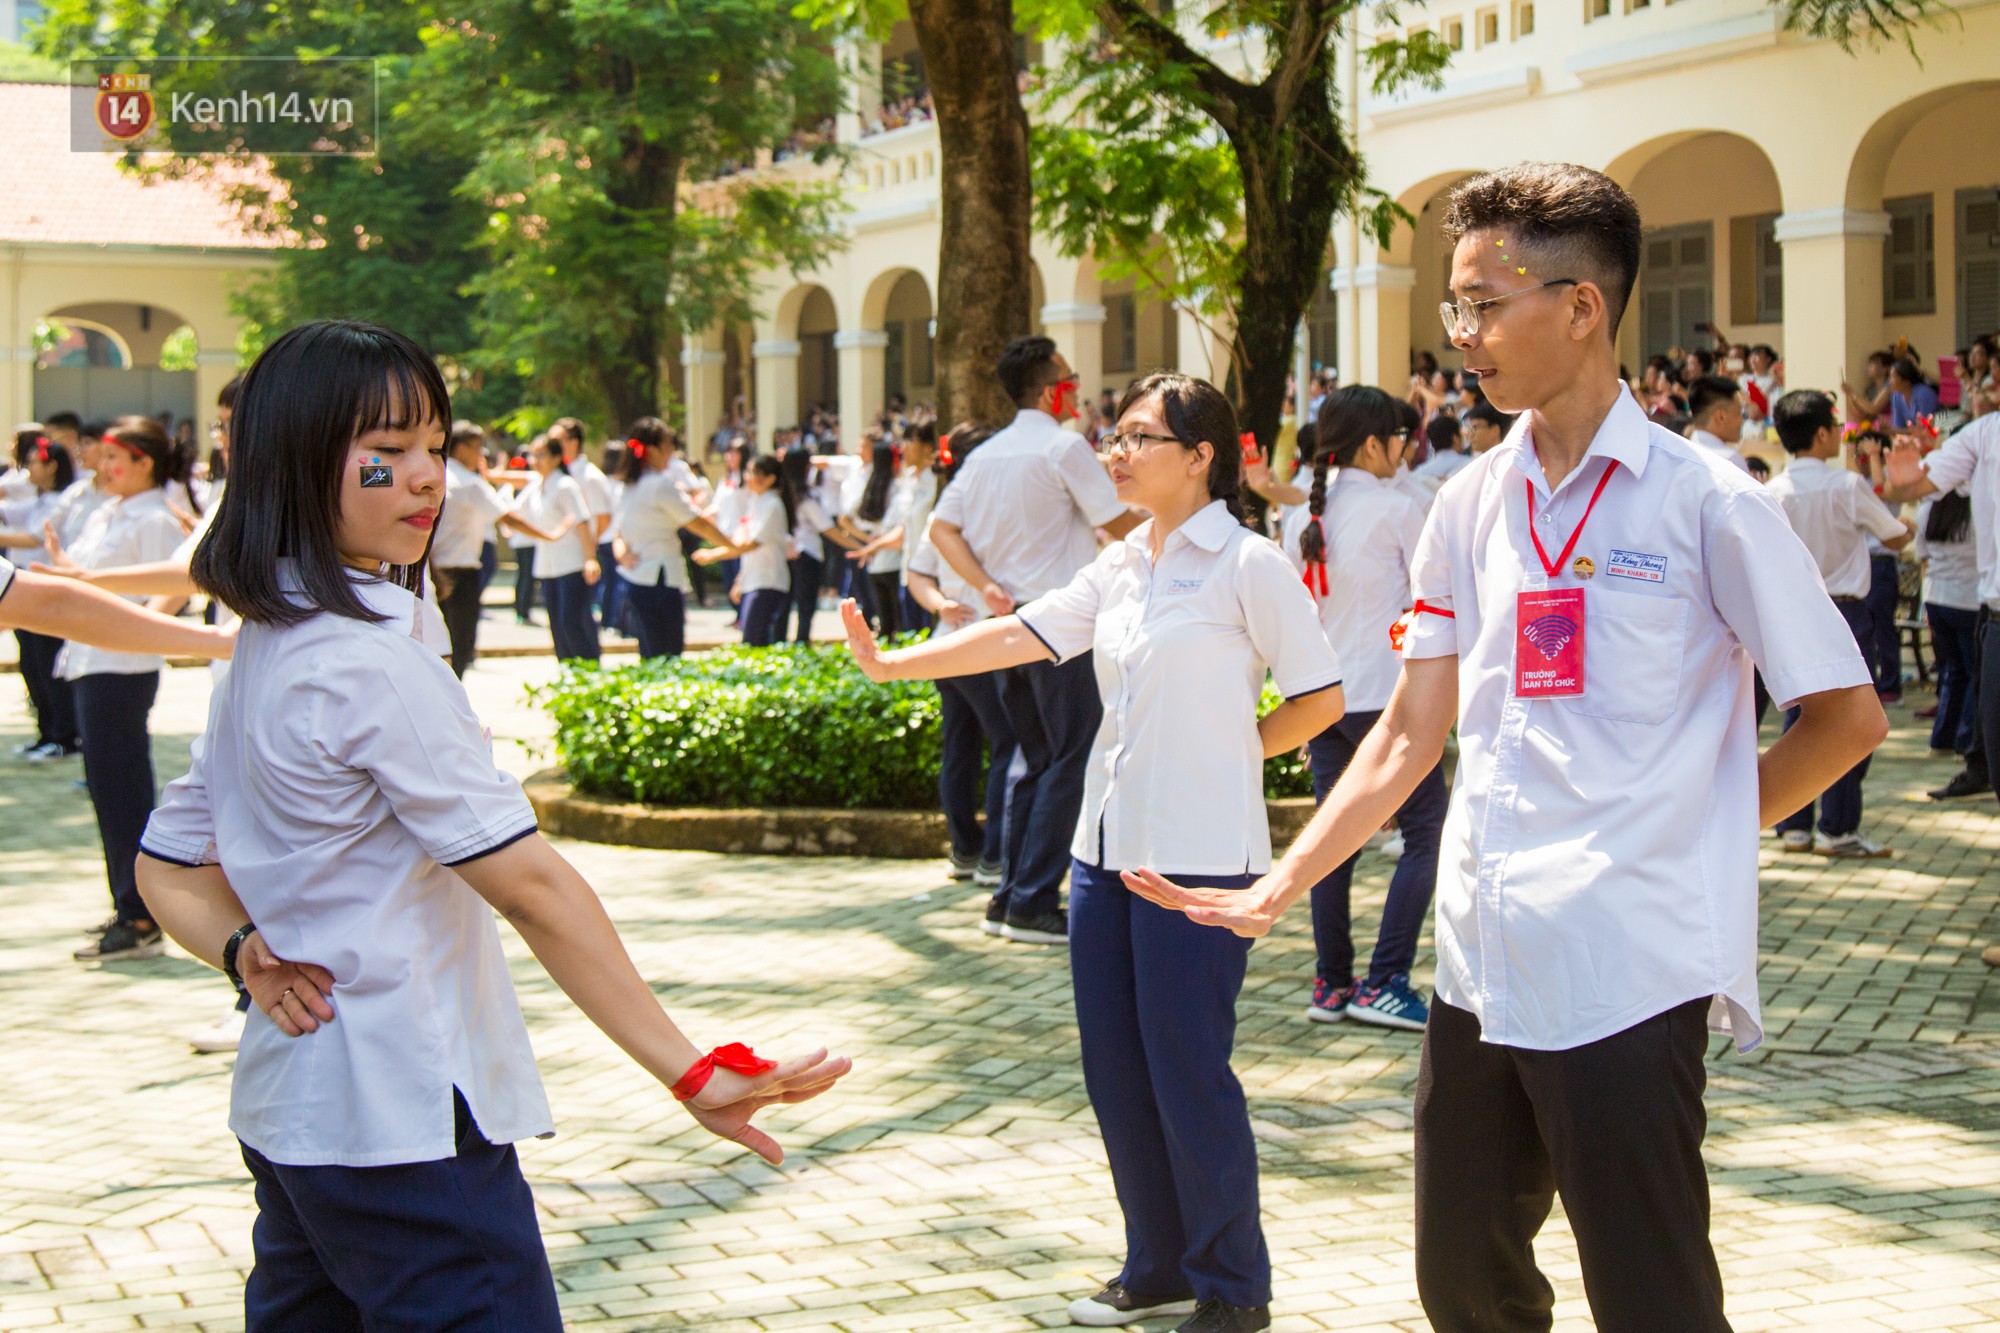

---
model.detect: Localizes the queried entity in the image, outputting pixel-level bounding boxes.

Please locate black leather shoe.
[1174,1299,1272,1332]
[1929,769,1992,801]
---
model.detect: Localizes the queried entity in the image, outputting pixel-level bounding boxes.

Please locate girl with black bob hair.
[842,371,1344,1333]
[1284,385,1446,1033]
[139,319,849,1331]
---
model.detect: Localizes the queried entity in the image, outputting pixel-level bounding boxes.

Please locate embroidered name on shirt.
[1606,549,1668,583]
[1165,578,1204,594]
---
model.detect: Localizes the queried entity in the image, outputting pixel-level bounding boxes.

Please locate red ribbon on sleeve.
[1388,600,1455,652]
[670,1042,779,1102]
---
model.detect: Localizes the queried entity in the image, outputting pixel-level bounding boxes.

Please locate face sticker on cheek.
[360,463,394,488]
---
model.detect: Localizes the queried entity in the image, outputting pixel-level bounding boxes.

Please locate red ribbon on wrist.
[671,1042,778,1102]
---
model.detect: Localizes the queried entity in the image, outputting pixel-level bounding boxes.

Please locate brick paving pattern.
[0,656,1997,1331]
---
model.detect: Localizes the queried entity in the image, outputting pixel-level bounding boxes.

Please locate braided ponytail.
[1295,385,1403,588]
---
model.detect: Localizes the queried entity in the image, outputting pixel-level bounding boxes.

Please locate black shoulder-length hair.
[192,320,451,627]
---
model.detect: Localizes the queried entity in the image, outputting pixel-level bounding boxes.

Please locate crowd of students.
[4,159,1997,1333]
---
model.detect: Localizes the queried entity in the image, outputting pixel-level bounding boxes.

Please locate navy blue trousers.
[1866,552,1903,695]
[14,629,76,749]
[740,588,788,646]
[1927,602,1979,753]
[1778,597,1874,837]
[1306,709,1448,988]
[1070,860,1269,1307]
[74,671,159,923]
[540,571,601,663]
[784,552,823,643]
[622,577,686,659]
[998,653,1102,920]
[509,548,538,620]
[937,670,1015,864]
[241,1092,561,1333]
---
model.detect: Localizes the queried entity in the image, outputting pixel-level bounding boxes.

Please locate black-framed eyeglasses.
[1103,430,1181,460]
[1439,278,1578,338]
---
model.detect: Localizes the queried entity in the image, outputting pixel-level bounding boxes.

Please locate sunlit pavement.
[1,656,1997,1331]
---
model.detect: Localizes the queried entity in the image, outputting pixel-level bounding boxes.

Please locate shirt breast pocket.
[1558,586,1688,727]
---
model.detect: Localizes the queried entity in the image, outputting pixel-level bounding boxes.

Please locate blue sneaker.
[1350,973,1430,1031]
[1304,976,1356,1024]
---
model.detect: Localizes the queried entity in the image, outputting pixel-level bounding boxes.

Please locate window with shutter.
[1749,213,1783,323]
[1883,194,1936,319]
[1960,188,2000,345]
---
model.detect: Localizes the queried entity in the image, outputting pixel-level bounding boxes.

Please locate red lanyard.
[1525,462,1617,578]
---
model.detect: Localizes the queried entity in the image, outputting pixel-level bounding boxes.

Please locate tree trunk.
[1228,65,1346,458]
[598,134,680,428]
[909,0,1033,430]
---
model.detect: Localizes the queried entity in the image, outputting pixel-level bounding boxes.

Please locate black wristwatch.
[222,923,258,995]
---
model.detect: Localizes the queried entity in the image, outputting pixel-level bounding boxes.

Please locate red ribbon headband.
[670,1042,778,1102]
[626,437,647,459]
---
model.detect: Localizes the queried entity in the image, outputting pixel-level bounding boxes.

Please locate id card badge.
[1514,587,1586,698]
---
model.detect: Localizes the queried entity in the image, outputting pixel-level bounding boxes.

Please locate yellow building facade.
[700,1,2000,450]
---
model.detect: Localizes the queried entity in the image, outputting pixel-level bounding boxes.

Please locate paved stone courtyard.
[2,652,1998,1331]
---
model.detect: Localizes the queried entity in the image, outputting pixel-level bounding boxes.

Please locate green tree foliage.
[37,0,848,428]
[1031,0,1446,452]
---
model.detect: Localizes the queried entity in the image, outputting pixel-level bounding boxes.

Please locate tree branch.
[1266,0,1342,125]
[1094,0,1250,135]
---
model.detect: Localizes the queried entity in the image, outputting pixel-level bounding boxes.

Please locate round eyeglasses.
[1439,278,1578,339]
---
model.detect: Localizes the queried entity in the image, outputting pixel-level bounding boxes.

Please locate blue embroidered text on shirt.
[1606,549,1668,583]
[1165,578,1204,594]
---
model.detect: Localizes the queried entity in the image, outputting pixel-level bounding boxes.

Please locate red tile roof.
[0,81,285,250]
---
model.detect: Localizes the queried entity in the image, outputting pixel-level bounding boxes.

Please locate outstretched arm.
[452,833,851,1165]
[0,566,232,657]
[842,598,1049,680]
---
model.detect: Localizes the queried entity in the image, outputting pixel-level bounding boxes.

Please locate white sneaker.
[1379,833,1406,859]
[1813,832,1892,859]
[1780,830,1812,852]
[189,1005,248,1054]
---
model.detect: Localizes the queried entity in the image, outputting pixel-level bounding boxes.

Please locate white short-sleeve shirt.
[433,460,508,569]
[1764,456,1908,600]
[1920,414,2000,609]
[1399,386,1869,1054]
[572,457,614,526]
[521,472,592,579]
[1017,500,1342,875]
[614,470,697,591]
[930,409,1127,601]
[58,488,188,678]
[1279,468,1427,712]
[141,567,549,1167]
[1914,493,1979,611]
[737,490,791,593]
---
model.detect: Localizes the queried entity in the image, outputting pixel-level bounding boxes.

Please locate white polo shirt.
[1689,428,1752,474]
[1017,500,1342,875]
[1414,449,1473,484]
[1400,386,1869,1054]
[1279,468,1427,712]
[1764,456,1907,600]
[58,488,187,679]
[1390,464,1436,514]
[930,408,1126,601]
[614,470,697,591]
[737,490,791,593]
[1919,414,2000,610]
[520,472,592,579]
[141,566,549,1167]
[906,531,986,640]
[433,459,508,569]
[1914,493,1979,611]
[571,457,614,530]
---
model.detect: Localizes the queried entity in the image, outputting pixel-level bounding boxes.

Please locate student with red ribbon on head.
[1278,385,1442,1033]
[1126,163,1887,1333]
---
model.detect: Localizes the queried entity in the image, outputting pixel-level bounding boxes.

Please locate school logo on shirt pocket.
[1605,549,1667,584]
[1165,578,1204,594]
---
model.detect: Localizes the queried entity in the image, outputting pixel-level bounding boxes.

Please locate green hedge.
[535,643,1317,809]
